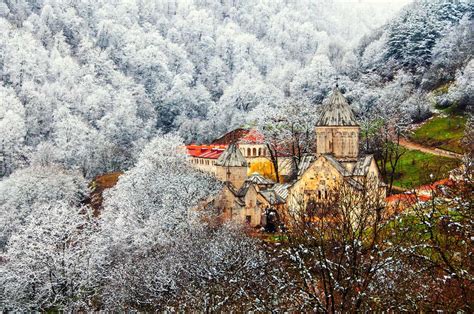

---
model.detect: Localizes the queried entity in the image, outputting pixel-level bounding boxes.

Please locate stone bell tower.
[215,142,248,189]
[315,86,360,159]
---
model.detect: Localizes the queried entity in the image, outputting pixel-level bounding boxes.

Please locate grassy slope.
[410,115,467,154]
[385,149,460,189]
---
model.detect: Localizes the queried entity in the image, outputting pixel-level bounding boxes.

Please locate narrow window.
[247,148,251,156]
[318,190,322,199]
[246,215,251,224]
[253,148,257,156]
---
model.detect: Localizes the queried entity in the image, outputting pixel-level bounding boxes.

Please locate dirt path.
[399,138,463,159]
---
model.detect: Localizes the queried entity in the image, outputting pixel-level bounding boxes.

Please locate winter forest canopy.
[4,0,472,178]
[0,0,473,311]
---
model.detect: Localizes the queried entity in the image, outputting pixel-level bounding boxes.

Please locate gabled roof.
[297,155,316,177]
[236,181,251,197]
[215,143,248,167]
[323,154,351,176]
[223,181,239,196]
[344,177,364,191]
[246,173,274,185]
[316,86,358,126]
[352,155,374,176]
[272,183,291,200]
[259,190,286,205]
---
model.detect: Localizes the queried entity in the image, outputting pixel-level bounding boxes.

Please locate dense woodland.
[0,0,473,311]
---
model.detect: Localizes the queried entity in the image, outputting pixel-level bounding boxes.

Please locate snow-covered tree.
[0,165,87,249]
[98,133,221,251]
[0,85,27,177]
[1,202,98,311]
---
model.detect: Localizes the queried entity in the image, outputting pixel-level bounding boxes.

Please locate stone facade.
[215,174,287,228]
[215,166,248,190]
[315,126,360,159]
[189,156,218,173]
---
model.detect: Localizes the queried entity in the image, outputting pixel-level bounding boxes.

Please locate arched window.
[247,148,251,156]
[253,148,257,156]
[325,190,328,199]
[258,148,262,156]
[318,190,322,199]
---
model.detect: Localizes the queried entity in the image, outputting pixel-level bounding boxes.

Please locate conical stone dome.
[316,87,358,126]
[215,143,247,167]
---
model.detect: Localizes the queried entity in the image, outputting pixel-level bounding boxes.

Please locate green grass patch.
[409,115,467,154]
[264,234,288,243]
[384,149,460,189]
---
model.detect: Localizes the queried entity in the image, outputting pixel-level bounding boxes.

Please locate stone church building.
[189,86,386,228]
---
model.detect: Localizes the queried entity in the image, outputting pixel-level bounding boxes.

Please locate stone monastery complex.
[187,86,387,229]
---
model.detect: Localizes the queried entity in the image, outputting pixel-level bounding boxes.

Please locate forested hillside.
[1,1,471,180]
[355,0,473,107]
[0,0,419,178]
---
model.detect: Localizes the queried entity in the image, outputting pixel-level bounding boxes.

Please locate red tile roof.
[417,178,455,192]
[211,128,264,145]
[186,144,226,159]
[239,128,265,144]
[386,193,431,205]
[385,178,456,212]
[187,128,266,160]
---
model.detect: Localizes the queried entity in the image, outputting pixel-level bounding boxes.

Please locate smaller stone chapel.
[189,86,386,229]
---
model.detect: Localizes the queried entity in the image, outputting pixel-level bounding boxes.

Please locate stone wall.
[316,126,360,158]
[215,165,247,190]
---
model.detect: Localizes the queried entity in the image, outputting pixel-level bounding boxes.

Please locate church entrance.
[265,208,280,233]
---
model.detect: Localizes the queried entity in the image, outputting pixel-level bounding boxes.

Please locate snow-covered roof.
[272,183,291,200]
[352,155,374,176]
[297,155,316,177]
[259,190,286,205]
[316,86,358,126]
[246,172,274,185]
[215,143,248,167]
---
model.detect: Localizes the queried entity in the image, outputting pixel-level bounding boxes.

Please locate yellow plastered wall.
[247,157,278,182]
